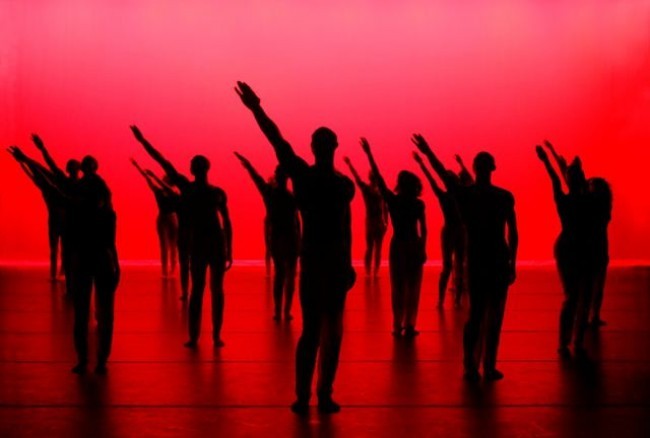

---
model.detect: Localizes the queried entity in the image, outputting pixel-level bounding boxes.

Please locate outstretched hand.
[31,134,44,150]
[543,140,555,153]
[454,154,464,165]
[343,156,351,165]
[411,134,431,155]
[7,146,27,161]
[412,151,424,165]
[535,145,548,161]
[130,158,140,168]
[234,81,261,110]
[360,137,371,154]
[130,125,145,142]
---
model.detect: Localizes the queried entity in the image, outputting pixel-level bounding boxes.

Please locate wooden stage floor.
[0,265,649,437]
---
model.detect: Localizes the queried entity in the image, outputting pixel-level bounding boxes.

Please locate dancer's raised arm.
[32,134,66,181]
[543,140,569,184]
[131,158,162,193]
[130,125,187,187]
[343,157,367,189]
[536,145,564,199]
[455,154,474,184]
[8,146,66,197]
[234,82,302,171]
[411,134,453,188]
[360,138,391,199]
[413,152,445,198]
[234,152,269,196]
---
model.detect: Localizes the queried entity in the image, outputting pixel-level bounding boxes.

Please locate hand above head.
[360,137,371,154]
[543,140,555,152]
[535,145,548,161]
[343,156,351,165]
[413,151,424,164]
[7,146,28,161]
[234,81,261,110]
[411,134,432,155]
[31,134,44,150]
[454,154,464,165]
[130,158,140,168]
[130,125,144,142]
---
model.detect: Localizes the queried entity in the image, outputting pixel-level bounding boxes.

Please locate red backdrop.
[1,1,649,263]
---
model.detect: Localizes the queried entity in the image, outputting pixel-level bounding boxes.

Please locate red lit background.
[1,0,649,263]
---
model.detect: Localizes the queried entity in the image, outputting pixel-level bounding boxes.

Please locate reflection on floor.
[0,265,649,437]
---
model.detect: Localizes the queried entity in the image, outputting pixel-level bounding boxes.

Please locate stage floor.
[0,265,649,437]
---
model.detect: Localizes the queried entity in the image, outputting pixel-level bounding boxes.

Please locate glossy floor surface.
[1,265,649,437]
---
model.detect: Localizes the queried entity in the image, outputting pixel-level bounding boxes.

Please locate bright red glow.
[1,1,649,262]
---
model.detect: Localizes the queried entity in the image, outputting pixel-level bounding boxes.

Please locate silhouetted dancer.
[414,135,518,381]
[343,156,388,277]
[587,177,612,327]
[9,147,120,374]
[32,135,81,294]
[361,139,426,337]
[235,153,300,321]
[131,159,180,278]
[414,152,466,309]
[8,148,65,280]
[131,126,233,348]
[235,81,356,415]
[536,143,591,357]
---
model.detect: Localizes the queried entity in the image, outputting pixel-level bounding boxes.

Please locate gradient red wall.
[1,1,649,263]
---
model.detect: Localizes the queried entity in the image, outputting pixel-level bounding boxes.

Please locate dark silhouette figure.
[235,152,300,321]
[9,147,120,375]
[414,152,466,309]
[235,81,356,415]
[31,135,82,293]
[131,126,233,348]
[343,156,388,277]
[587,177,612,327]
[361,139,426,337]
[131,159,180,278]
[414,135,518,381]
[9,147,65,280]
[536,142,591,357]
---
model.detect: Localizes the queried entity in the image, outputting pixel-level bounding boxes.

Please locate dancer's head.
[81,156,98,175]
[66,159,81,179]
[311,127,337,165]
[395,170,422,198]
[588,177,612,208]
[473,152,496,179]
[190,155,210,180]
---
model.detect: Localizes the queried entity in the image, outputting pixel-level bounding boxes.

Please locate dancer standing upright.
[343,156,388,277]
[131,159,179,278]
[131,126,233,347]
[235,81,356,414]
[361,139,427,337]
[414,135,517,381]
[235,152,300,321]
